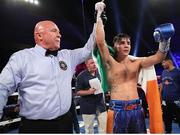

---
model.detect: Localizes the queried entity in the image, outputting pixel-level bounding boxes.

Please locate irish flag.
[138,65,164,133]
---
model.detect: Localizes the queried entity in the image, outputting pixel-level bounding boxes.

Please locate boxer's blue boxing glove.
[153,23,175,53]
[153,23,175,42]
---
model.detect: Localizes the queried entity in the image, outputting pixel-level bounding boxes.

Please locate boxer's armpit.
[103,60,111,70]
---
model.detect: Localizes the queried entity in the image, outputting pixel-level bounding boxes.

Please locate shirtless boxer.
[95,1,174,133]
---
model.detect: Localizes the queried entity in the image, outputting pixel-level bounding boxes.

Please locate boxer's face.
[114,38,131,56]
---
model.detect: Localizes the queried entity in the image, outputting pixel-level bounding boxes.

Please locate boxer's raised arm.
[95,2,113,69]
[141,23,174,68]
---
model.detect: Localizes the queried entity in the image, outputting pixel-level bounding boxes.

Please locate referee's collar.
[34,44,47,56]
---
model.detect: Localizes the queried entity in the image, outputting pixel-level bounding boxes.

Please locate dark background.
[0,0,180,74]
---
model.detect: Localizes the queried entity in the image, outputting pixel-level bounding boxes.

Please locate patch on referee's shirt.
[59,61,67,70]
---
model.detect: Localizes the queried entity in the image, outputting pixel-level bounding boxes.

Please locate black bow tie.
[45,49,58,57]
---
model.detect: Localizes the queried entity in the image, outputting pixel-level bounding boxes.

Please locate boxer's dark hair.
[113,33,131,46]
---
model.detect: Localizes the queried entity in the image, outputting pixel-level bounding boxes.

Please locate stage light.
[29,0,33,4]
[133,1,146,56]
[21,0,39,5]
[110,0,122,33]
[34,0,39,5]
[169,51,179,68]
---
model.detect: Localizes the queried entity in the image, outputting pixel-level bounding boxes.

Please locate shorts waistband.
[109,99,141,110]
